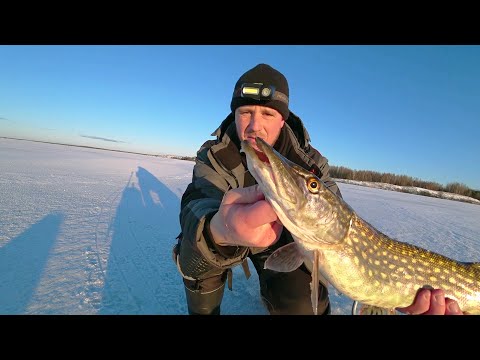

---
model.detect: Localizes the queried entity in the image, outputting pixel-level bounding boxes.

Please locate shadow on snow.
[0,213,63,314]
[99,166,187,314]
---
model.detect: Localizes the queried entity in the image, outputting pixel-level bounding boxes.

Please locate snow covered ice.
[1,138,479,315]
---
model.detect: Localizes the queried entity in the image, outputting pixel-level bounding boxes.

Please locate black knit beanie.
[230,63,290,120]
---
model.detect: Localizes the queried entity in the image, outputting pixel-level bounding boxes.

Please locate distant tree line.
[330,165,480,201]
[176,155,196,161]
[173,155,479,201]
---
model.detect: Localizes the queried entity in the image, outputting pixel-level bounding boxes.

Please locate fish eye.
[307,177,319,193]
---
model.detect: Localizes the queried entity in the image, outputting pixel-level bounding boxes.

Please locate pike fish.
[241,137,480,315]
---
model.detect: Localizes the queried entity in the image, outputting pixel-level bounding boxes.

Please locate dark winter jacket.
[175,111,342,281]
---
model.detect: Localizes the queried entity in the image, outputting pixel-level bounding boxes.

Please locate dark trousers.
[183,248,330,315]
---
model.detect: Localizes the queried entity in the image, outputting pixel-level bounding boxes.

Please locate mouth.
[253,147,270,165]
[242,137,302,205]
[241,138,272,184]
[242,137,270,164]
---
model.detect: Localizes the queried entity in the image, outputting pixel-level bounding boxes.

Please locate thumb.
[222,184,264,205]
[241,199,279,228]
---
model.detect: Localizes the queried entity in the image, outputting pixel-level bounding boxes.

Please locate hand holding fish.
[209,185,284,248]
[397,288,465,315]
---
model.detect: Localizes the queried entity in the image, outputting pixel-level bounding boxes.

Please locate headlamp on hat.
[235,82,289,106]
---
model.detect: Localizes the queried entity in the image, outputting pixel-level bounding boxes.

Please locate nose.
[247,109,262,132]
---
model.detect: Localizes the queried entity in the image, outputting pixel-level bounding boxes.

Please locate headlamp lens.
[242,86,260,96]
[261,87,271,97]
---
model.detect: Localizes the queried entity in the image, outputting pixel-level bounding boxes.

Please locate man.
[173,63,464,315]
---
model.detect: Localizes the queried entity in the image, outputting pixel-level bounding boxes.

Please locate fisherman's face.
[235,105,285,152]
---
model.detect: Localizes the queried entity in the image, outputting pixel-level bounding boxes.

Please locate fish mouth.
[241,137,305,206]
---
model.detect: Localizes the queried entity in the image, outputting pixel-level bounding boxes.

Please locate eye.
[307,177,319,193]
[262,110,275,117]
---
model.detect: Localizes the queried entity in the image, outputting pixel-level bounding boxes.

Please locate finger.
[445,298,464,315]
[266,221,283,244]
[241,200,278,228]
[255,221,284,247]
[222,185,264,205]
[423,289,446,315]
[397,288,431,314]
[271,221,283,239]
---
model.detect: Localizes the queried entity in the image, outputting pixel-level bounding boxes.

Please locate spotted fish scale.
[322,213,480,311]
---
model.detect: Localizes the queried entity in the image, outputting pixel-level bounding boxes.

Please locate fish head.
[242,137,346,247]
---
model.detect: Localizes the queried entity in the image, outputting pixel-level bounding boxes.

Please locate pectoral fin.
[264,242,304,272]
[352,301,397,315]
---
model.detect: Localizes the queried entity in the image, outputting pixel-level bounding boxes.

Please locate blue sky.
[0,45,479,190]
